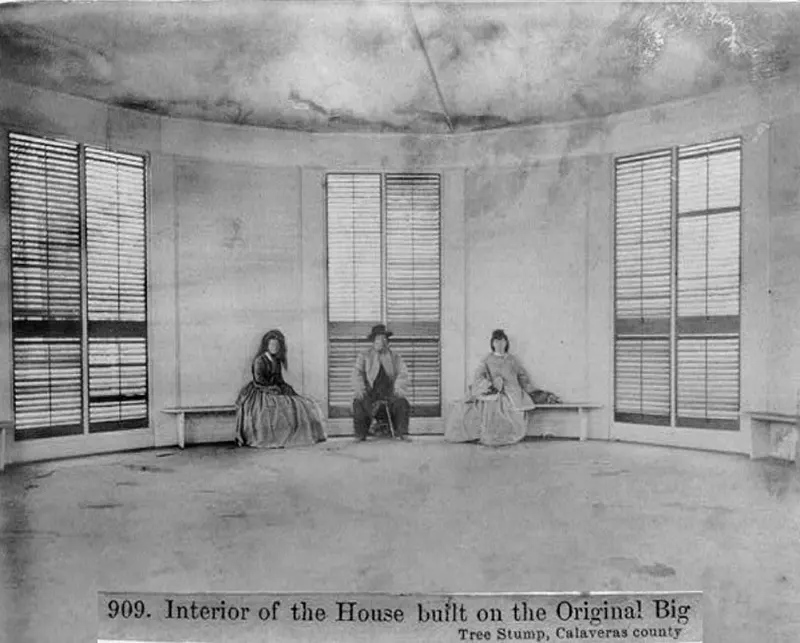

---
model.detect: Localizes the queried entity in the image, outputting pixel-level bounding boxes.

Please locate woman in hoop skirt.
[445,329,561,447]
[235,330,326,449]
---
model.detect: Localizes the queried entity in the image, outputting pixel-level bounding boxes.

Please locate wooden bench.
[0,421,11,472]
[746,411,800,468]
[161,402,603,447]
[161,405,237,449]
[528,403,603,441]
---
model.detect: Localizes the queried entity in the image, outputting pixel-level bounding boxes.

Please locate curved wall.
[1,73,800,461]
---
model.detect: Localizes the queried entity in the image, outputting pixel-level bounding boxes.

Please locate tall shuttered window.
[10,134,83,438]
[9,132,148,440]
[676,139,741,429]
[614,150,672,426]
[614,137,741,431]
[326,173,441,419]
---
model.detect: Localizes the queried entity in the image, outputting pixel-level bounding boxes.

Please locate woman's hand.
[493,376,504,392]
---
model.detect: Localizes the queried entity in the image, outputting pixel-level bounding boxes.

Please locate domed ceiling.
[2,1,800,133]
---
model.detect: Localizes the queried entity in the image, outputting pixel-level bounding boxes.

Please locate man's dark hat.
[368,324,393,340]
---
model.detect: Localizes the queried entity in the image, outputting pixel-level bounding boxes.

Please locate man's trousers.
[352,395,410,439]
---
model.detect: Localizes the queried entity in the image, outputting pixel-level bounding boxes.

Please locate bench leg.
[0,428,6,472]
[177,413,186,449]
[795,427,800,470]
[579,408,588,441]
[747,417,770,460]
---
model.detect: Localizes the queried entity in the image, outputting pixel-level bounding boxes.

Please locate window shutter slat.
[614,338,671,423]
[388,338,441,416]
[678,149,740,214]
[85,146,149,432]
[12,337,83,434]
[384,174,441,412]
[614,152,672,323]
[89,337,148,429]
[677,337,739,428]
[614,151,672,423]
[385,174,441,325]
[326,173,441,419]
[326,175,382,414]
[675,138,741,429]
[678,212,740,318]
[9,133,84,437]
[326,174,382,324]
[327,339,367,417]
[9,133,150,439]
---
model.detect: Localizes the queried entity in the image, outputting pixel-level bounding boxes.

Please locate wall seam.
[173,158,182,406]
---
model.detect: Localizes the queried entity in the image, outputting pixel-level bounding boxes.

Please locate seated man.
[352,324,411,442]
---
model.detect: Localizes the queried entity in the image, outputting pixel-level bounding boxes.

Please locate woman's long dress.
[235,353,326,448]
[444,352,537,447]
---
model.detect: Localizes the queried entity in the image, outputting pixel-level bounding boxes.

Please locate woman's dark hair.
[490,329,510,353]
[259,329,288,368]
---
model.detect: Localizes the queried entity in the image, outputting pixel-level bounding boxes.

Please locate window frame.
[613,137,742,431]
[8,130,151,440]
[324,171,443,419]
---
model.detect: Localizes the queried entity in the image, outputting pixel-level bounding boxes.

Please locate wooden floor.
[0,437,798,643]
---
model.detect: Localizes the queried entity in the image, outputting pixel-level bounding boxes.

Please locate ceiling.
[2,1,800,134]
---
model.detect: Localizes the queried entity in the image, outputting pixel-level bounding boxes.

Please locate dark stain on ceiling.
[2,1,800,134]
